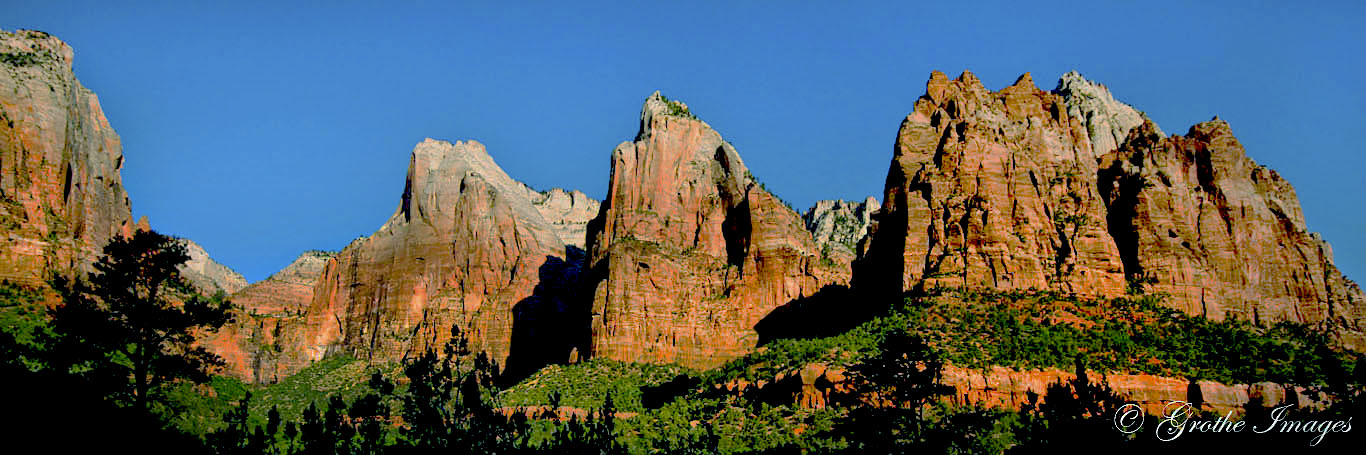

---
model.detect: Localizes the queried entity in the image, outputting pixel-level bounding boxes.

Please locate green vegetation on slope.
[500,359,689,413]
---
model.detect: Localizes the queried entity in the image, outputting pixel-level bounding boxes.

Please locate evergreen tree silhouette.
[47,229,233,418]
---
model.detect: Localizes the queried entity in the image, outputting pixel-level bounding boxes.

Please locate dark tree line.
[208,324,626,455]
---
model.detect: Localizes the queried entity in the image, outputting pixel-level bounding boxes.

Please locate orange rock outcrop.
[584,93,846,369]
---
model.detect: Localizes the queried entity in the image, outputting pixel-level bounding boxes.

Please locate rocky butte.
[583,93,847,369]
[0,29,133,287]
[857,70,1364,348]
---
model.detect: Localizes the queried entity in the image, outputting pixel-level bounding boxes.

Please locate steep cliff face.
[584,93,845,369]
[178,238,248,295]
[860,69,1363,348]
[803,197,877,264]
[857,71,1127,297]
[1099,120,1365,348]
[281,139,583,378]
[204,250,334,383]
[0,29,133,286]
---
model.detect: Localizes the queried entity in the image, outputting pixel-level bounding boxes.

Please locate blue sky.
[6,1,1364,283]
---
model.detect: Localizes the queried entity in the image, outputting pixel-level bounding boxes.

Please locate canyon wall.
[0,29,133,286]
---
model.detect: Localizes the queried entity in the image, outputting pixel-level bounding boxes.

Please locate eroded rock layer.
[1,29,133,285]
[584,93,846,369]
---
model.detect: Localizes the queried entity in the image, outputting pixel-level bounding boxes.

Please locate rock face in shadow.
[857,71,1128,297]
[0,29,133,285]
[1098,119,1365,348]
[584,92,846,369]
[285,139,584,377]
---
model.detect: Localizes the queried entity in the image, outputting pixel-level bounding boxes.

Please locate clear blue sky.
[6,1,1364,283]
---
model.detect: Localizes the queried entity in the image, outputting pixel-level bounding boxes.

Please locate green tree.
[48,229,233,418]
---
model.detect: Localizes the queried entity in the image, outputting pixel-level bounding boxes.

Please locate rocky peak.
[241,138,582,381]
[1,30,74,70]
[857,70,1127,297]
[803,197,877,263]
[584,92,843,368]
[390,138,551,235]
[1054,71,1163,155]
[525,187,600,249]
[1,29,133,286]
[178,238,248,295]
[1099,118,1363,347]
[202,249,338,382]
[264,250,336,285]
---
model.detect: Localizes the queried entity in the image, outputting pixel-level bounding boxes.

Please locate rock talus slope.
[0,29,133,285]
[584,93,846,369]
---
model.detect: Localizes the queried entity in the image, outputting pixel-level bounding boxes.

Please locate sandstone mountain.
[857,71,1128,297]
[858,70,1364,348]
[1,29,133,286]
[583,93,847,369]
[204,250,335,383]
[178,238,248,295]
[1099,119,1364,348]
[803,197,877,264]
[247,139,589,381]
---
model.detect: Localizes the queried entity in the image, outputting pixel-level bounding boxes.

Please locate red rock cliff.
[857,71,1127,297]
[584,92,846,369]
[860,70,1364,348]
[203,250,334,383]
[1099,120,1365,348]
[1,29,133,285]
[283,139,583,378]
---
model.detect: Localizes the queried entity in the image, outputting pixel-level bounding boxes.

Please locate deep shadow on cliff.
[502,246,594,385]
[754,284,881,345]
